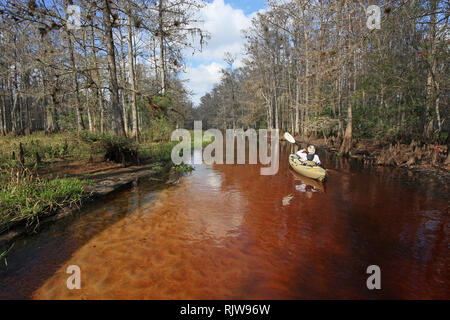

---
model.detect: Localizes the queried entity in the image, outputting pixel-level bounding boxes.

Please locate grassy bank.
[0,129,212,236]
[0,168,90,234]
[0,131,179,235]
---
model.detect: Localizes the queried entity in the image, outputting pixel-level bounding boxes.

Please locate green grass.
[0,131,96,167]
[0,169,89,233]
[152,162,164,172]
[140,117,175,143]
[0,130,193,235]
[189,130,215,148]
[139,142,177,162]
[0,132,99,234]
[0,129,214,169]
[174,164,194,173]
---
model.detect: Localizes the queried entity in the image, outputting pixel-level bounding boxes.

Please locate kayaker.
[296,145,321,165]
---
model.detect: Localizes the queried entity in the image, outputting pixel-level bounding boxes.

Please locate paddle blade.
[284,132,296,143]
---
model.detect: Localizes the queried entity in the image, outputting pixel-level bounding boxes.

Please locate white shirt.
[296,150,321,165]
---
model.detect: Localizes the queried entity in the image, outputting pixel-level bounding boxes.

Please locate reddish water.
[0,144,448,299]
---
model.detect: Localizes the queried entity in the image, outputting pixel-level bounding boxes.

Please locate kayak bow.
[288,154,327,182]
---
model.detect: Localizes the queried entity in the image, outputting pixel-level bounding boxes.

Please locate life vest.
[306,153,315,161]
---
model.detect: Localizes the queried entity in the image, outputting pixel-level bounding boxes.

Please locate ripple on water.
[1,145,448,299]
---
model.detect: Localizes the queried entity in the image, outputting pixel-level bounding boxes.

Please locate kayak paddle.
[283,132,297,144]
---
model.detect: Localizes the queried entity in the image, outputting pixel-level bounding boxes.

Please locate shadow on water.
[0,175,171,299]
[0,143,448,299]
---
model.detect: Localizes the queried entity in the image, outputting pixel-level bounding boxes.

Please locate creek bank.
[291,136,450,186]
[0,162,171,249]
[292,136,448,167]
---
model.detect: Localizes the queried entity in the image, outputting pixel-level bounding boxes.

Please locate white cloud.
[193,0,252,60]
[181,0,262,106]
[184,62,223,104]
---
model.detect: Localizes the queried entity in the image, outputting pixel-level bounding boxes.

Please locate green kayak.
[288,154,327,182]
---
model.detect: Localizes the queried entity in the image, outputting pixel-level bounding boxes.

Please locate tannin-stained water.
[0,143,448,299]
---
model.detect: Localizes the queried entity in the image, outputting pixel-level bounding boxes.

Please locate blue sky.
[217,0,267,15]
[181,0,267,106]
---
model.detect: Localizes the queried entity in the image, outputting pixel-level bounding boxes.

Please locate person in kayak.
[296,145,321,166]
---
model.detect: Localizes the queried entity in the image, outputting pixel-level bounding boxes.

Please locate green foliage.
[152,162,163,172]
[151,93,175,113]
[139,142,177,162]
[0,168,88,233]
[0,132,93,168]
[174,164,194,173]
[190,130,215,148]
[57,113,77,131]
[141,117,175,143]
[0,130,182,237]
[80,131,134,149]
[80,131,139,164]
[26,140,73,159]
[438,131,448,143]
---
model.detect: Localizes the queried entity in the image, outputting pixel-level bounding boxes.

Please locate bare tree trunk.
[159,0,166,94]
[0,95,5,135]
[11,90,19,135]
[82,27,94,132]
[340,8,353,155]
[119,27,129,136]
[127,9,139,140]
[340,92,353,154]
[0,78,6,135]
[303,23,309,137]
[424,3,438,139]
[99,89,105,134]
[67,31,85,133]
[9,70,23,135]
[429,0,441,133]
[102,0,126,136]
[295,62,300,135]
[90,23,104,133]
[46,86,60,134]
[24,94,31,135]
[435,81,441,132]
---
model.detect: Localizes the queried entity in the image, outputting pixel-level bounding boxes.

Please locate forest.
[0,0,448,153]
[0,0,448,235]
[194,0,449,155]
[0,0,207,138]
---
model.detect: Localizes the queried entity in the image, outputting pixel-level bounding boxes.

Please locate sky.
[181,0,267,106]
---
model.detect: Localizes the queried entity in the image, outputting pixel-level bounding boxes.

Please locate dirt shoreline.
[287,136,450,188]
[294,136,449,168]
[0,162,170,249]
